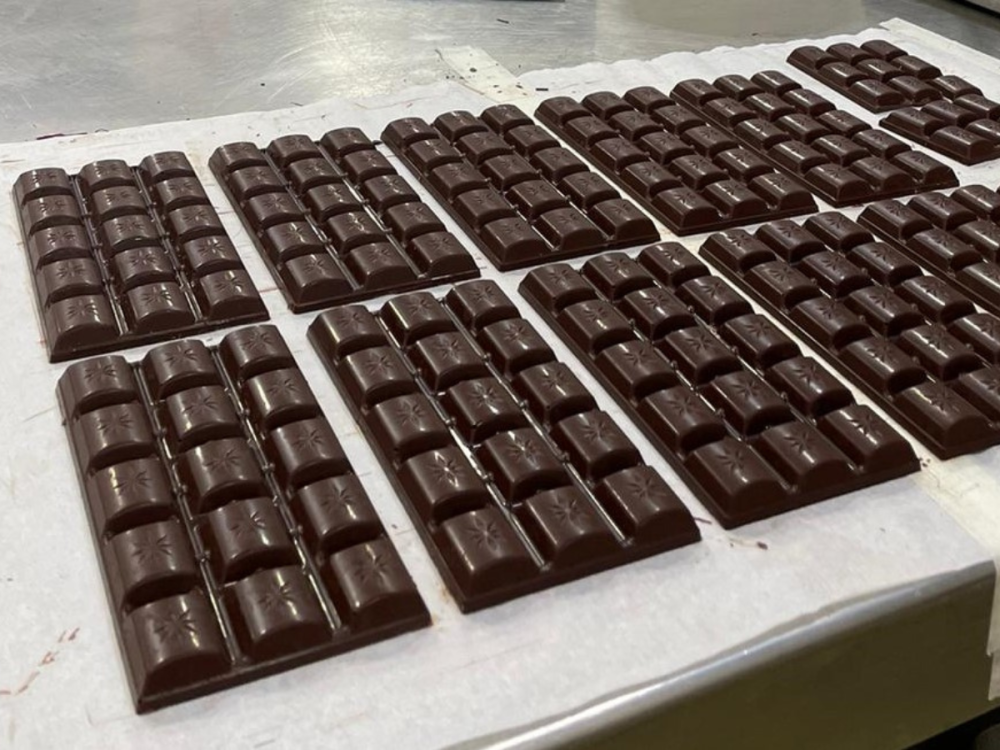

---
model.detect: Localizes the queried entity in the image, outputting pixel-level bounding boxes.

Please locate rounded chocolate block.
[619,287,695,339]
[106,518,200,610]
[322,127,377,157]
[434,110,490,142]
[213,142,269,174]
[281,253,349,305]
[59,354,138,417]
[659,327,742,385]
[287,158,342,194]
[410,331,489,391]
[639,385,726,454]
[456,188,517,230]
[326,212,387,253]
[766,356,853,418]
[408,139,463,176]
[798,251,870,297]
[441,376,526,443]
[895,382,992,447]
[813,134,869,166]
[304,183,361,223]
[704,371,794,436]
[701,231,773,274]
[561,171,619,209]
[360,174,418,214]
[367,393,451,463]
[14,167,73,207]
[292,475,383,555]
[720,314,799,368]
[456,131,512,166]
[507,180,567,221]
[72,402,156,473]
[87,456,175,537]
[517,486,618,567]
[181,236,243,277]
[337,346,416,409]
[112,247,175,291]
[311,306,386,361]
[245,193,303,232]
[897,276,974,324]
[228,566,329,661]
[437,507,538,596]
[841,336,927,394]
[344,243,416,291]
[267,417,350,489]
[165,204,225,245]
[622,162,681,198]
[267,134,322,168]
[445,280,519,331]
[677,275,752,326]
[558,299,634,356]
[475,427,568,503]
[153,177,210,213]
[120,591,229,698]
[142,339,219,400]
[380,292,454,345]
[477,318,555,377]
[399,446,491,523]
[46,294,119,357]
[229,165,286,203]
[520,265,597,314]
[139,152,195,185]
[755,220,826,262]
[481,103,533,133]
[790,297,869,350]
[596,340,678,402]
[954,220,1000,262]
[163,384,242,452]
[179,438,267,514]
[846,286,923,337]
[818,404,915,472]
[847,241,921,286]
[381,118,439,150]
[480,217,548,265]
[950,313,1000,363]
[532,147,589,184]
[582,253,653,300]
[408,231,476,277]
[595,466,696,545]
[101,214,160,257]
[955,367,1000,419]
[624,86,672,113]
[79,159,134,196]
[262,221,325,264]
[536,96,590,126]
[756,422,852,491]
[590,138,647,173]
[244,368,321,431]
[898,324,980,381]
[512,361,596,425]
[564,115,618,147]
[803,164,871,204]
[28,224,92,269]
[341,150,395,183]
[685,437,787,516]
[670,155,727,190]
[652,187,721,231]
[745,260,821,311]
[480,153,538,192]
[92,185,147,223]
[325,539,424,630]
[908,229,979,274]
[220,325,295,383]
[125,282,195,334]
[195,269,266,322]
[534,207,604,253]
[202,497,297,583]
[551,410,641,481]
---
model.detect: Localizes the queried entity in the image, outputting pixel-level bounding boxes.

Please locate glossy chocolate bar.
[521,247,919,527]
[859,187,1000,316]
[57,325,429,711]
[787,39,973,112]
[701,214,1000,458]
[381,105,659,270]
[882,101,1000,165]
[670,72,958,206]
[14,153,268,362]
[308,280,700,611]
[209,132,479,313]
[534,91,817,235]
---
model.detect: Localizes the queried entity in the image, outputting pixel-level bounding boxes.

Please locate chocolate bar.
[534,92,817,235]
[701,214,1000,458]
[381,105,659,270]
[520,247,919,527]
[14,153,268,362]
[209,133,479,312]
[787,39,975,112]
[670,72,958,206]
[58,325,429,712]
[882,102,1000,165]
[858,188,1000,317]
[308,280,700,611]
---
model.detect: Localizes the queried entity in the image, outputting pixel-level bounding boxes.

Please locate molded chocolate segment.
[210,131,478,314]
[309,280,700,611]
[382,104,658,270]
[14,152,268,362]
[57,325,429,712]
[703,212,1000,458]
[521,244,920,526]
[670,73,957,207]
[535,90,817,236]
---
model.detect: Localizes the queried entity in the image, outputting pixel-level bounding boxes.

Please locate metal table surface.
[2,3,1000,749]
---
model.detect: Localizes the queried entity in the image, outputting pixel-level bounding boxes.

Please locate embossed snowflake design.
[742,317,774,339]
[112,468,150,497]
[717,444,747,474]
[500,321,530,343]
[65,299,100,321]
[171,179,198,193]
[212,272,246,296]
[466,515,502,552]
[164,345,199,367]
[622,344,654,368]
[433,335,466,361]
[351,549,392,588]
[602,255,635,279]
[319,485,356,514]
[128,249,161,269]
[228,509,268,540]
[664,389,699,415]
[255,579,298,613]
[43,196,69,213]
[883,202,908,219]
[256,196,283,213]
[194,237,228,258]
[578,303,607,324]
[506,433,541,464]
[981,373,1000,396]
[240,328,274,353]
[810,298,840,320]
[298,161,328,177]
[429,454,464,486]
[466,283,498,305]
[45,228,83,248]
[396,399,426,427]
[731,376,763,400]
[865,287,899,311]
[300,255,330,276]
[924,193,950,210]
[764,264,792,285]
[96,409,134,436]
[847,410,882,439]
[865,244,894,264]
[180,207,209,224]
[544,266,576,288]
[130,533,172,564]
[102,188,134,205]
[681,329,713,354]
[626,473,666,503]
[181,392,220,417]
[150,610,198,645]
[367,245,394,264]
[118,217,148,235]
[924,384,958,413]
[977,317,1000,339]
[922,326,957,353]
[291,427,326,453]
[782,428,814,455]
[40,169,63,183]
[538,367,568,393]
[550,494,585,526]
[980,265,1000,283]
[83,361,118,383]
[265,376,299,400]
[152,152,187,169]
[243,168,272,185]
[205,447,243,473]
[140,286,173,307]
[280,223,312,244]
[864,339,897,364]
[363,351,395,377]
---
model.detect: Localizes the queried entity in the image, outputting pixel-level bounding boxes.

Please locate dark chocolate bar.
[882,102,1000,165]
[534,91,817,235]
[14,153,269,362]
[209,133,479,313]
[57,324,429,712]
[787,39,973,113]
[381,105,660,270]
[520,246,919,527]
[308,280,700,611]
[858,187,1000,317]
[700,214,1000,458]
[670,72,958,206]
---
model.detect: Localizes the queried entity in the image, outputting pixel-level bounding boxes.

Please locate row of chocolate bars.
[16,40,1000,711]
